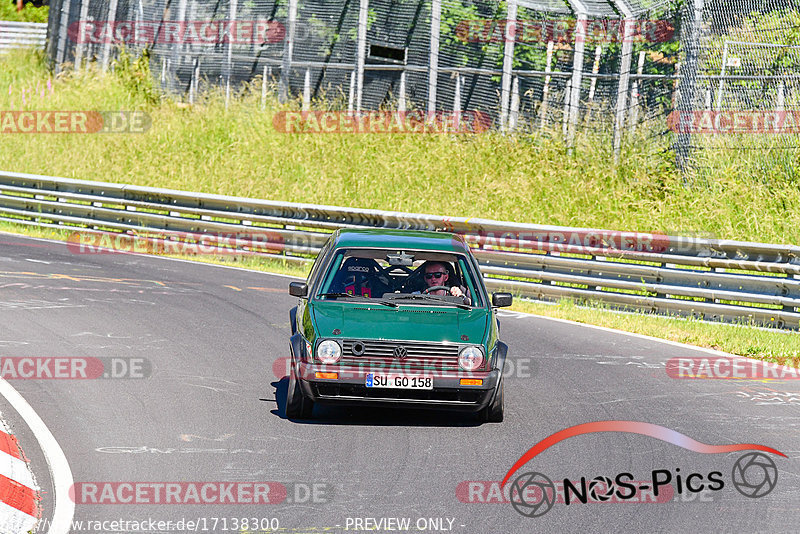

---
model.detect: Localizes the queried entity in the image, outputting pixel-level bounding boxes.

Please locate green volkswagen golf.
[286,229,512,422]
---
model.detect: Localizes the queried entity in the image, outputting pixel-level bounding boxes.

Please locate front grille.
[313,383,484,404]
[340,339,462,371]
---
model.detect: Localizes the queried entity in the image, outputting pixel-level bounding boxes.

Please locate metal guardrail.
[0,21,47,53]
[1,170,799,329]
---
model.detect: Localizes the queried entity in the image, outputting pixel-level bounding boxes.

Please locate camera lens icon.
[732,452,778,498]
[509,472,556,518]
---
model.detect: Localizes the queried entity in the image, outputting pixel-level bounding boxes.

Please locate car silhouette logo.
[393,346,408,359]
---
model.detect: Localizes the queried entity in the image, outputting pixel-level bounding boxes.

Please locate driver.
[421,261,471,305]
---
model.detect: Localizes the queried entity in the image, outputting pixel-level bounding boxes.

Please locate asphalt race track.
[0,232,798,533]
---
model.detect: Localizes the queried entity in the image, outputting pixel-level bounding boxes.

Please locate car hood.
[310,301,489,344]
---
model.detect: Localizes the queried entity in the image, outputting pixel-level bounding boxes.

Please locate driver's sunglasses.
[425,272,447,280]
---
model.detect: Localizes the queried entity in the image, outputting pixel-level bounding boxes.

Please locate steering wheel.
[423,285,450,294]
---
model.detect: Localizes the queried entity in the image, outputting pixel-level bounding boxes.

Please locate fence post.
[101,0,119,71]
[74,0,90,71]
[565,1,588,147]
[588,45,602,104]
[190,58,199,104]
[398,70,407,112]
[348,70,356,112]
[280,0,298,103]
[428,0,441,116]
[509,76,520,132]
[612,1,635,162]
[303,68,311,111]
[675,0,704,173]
[262,65,268,110]
[356,0,369,112]
[562,79,571,139]
[777,81,785,111]
[628,50,646,134]
[55,0,72,73]
[500,0,517,131]
[715,40,729,110]
[539,40,554,129]
[172,0,188,89]
[225,0,238,109]
[453,73,462,130]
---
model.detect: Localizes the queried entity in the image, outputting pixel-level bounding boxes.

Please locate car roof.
[331,229,470,254]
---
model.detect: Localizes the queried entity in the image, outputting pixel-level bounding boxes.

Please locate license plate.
[365,374,433,390]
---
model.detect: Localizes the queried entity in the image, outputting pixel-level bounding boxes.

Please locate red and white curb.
[0,419,39,534]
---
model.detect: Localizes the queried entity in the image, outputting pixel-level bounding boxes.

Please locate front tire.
[285,366,314,419]
[480,377,504,423]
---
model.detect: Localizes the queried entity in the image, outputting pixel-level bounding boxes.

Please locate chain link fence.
[42,0,798,173]
[674,0,800,178]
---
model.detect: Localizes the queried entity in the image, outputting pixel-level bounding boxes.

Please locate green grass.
[0,2,48,23]
[0,49,798,245]
[0,49,799,367]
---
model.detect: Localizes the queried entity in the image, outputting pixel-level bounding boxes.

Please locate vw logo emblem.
[393,346,408,359]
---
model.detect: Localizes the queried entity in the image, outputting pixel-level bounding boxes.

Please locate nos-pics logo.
[502,421,784,518]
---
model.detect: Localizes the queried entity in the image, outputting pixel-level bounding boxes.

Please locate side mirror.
[492,292,513,307]
[289,282,308,298]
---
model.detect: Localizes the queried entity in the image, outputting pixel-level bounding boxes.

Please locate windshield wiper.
[317,293,398,308]
[386,294,471,310]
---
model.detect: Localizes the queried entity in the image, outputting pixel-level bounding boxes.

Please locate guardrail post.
[356,0,368,112]
[427,0,441,116]
[280,0,298,103]
[500,0,517,132]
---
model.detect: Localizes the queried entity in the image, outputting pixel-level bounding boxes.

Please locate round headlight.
[317,340,341,364]
[459,346,484,371]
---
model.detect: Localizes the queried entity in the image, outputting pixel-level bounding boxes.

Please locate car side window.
[307,239,332,289]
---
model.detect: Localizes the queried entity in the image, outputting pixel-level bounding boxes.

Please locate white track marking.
[0,379,74,534]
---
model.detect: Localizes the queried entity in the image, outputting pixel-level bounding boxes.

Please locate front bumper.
[296,362,500,412]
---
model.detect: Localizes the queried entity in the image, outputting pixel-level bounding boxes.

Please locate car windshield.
[315,248,483,308]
